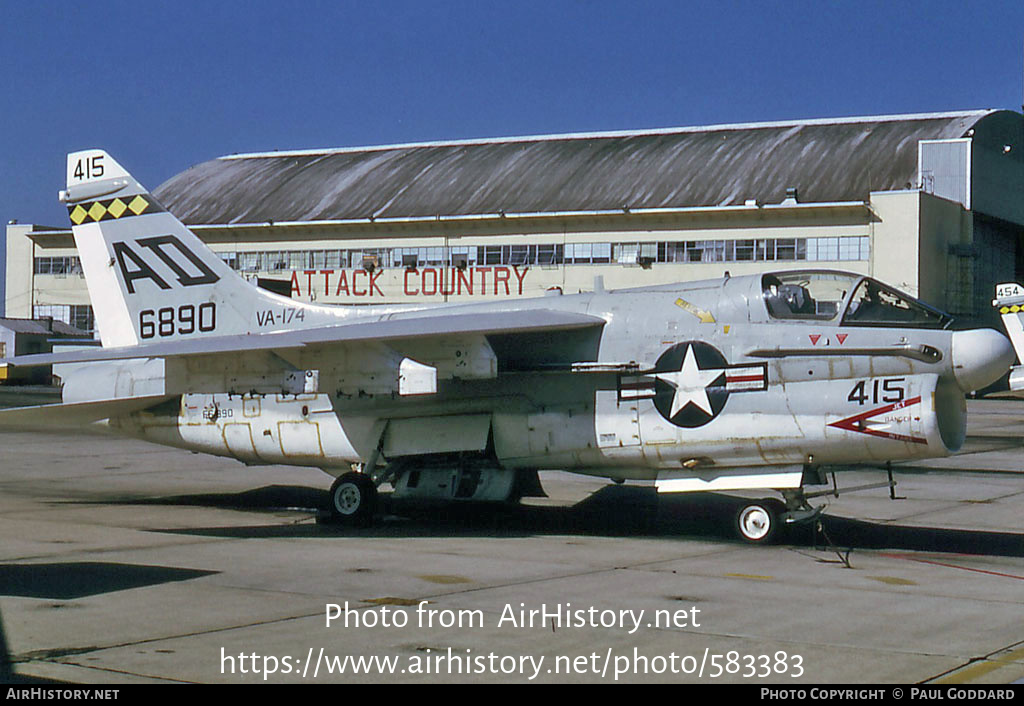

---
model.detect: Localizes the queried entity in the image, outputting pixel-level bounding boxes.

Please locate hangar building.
[6,110,1024,334]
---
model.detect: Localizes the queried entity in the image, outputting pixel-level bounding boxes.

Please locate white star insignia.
[655,345,723,418]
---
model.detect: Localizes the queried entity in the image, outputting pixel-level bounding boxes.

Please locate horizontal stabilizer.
[0,395,171,430]
[2,310,605,368]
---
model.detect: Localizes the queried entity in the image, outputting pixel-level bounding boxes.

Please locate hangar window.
[509,245,530,265]
[565,243,591,263]
[591,243,611,263]
[33,256,82,276]
[482,245,503,265]
[272,253,290,271]
[218,252,238,269]
[804,236,868,262]
[34,304,70,322]
[536,244,560,265]
[658,242,685,262]
[31,304,94,333]
[775,240,797,260]
[393,248,417,267]
[735,240,755,261]
[237,252,259,271]
[807,237,836,260]
[70,305,95,333]
[204,235,867,276]
[451,247,477,267]
[706,241,727,261]
[421,247,442,265]
[838,238,860,260]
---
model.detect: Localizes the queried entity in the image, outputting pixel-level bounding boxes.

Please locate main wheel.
[328,472,378,526]
[735,498,785,544]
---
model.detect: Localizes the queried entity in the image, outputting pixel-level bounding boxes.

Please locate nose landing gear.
[735,498,786,543]
[733,464,903,544]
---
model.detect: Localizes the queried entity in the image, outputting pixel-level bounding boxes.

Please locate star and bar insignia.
[619,341,767,428]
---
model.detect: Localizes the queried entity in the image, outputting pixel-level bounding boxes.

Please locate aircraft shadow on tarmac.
[79,484,1024,558]
[0,562,218,601]
[0,562,218,681]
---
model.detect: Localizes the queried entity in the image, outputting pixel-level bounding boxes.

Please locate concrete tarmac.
[0,397,1022,684]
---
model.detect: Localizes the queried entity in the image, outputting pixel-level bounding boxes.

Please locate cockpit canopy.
[762,271,952,328]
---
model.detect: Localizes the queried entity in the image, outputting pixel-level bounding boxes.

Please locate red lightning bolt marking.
[828,396,927,444]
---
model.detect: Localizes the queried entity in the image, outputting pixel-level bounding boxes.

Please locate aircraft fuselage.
[105,271,978,488]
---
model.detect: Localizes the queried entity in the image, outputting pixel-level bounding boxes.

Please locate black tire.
[735,498,786,544]
[328,472,378,526]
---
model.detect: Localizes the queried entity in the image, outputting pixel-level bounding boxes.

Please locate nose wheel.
[735,498,785,544]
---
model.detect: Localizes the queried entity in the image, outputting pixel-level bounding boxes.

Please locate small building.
[0,317,91,384]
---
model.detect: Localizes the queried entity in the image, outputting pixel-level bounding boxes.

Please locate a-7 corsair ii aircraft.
[1,150,1015,542]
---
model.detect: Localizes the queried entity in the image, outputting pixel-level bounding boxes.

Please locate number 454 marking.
[847,377,905,406]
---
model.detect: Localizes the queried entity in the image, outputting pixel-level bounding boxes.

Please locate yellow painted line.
[866,575,917,586]
[724,573,774,581]
[932,645,1024,684]
[417,574,473,585]
[363,597,424,606]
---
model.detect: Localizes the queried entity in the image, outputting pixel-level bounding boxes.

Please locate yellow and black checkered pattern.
[1000,304,1023,314]
[67,194,164,225]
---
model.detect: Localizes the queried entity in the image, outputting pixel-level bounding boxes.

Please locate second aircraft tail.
[994,282,1024,390]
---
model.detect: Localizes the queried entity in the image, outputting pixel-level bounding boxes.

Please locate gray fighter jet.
[1,151,1015,542]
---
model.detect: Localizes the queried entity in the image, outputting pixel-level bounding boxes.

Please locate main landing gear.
[327,471,378,526]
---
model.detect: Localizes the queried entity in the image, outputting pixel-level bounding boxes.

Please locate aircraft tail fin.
[993,283,1024,390]
[62,150,338,348]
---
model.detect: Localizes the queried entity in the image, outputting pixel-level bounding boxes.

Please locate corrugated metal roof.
[0,318,90,337]
[153,111,998,226]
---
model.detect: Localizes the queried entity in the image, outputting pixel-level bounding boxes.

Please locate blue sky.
[3,0,1024,313]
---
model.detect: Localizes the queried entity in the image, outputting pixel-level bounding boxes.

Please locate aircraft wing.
[1,309,605,368]
[0,395,172,430]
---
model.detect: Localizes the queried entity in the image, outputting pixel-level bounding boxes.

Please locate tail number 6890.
[139,303,216,339]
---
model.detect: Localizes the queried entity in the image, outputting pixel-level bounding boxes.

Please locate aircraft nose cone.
[951,328,1016,393]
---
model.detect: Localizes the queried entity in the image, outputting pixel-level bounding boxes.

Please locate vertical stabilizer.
[61,150,346,347]
[994,282,1024,390]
